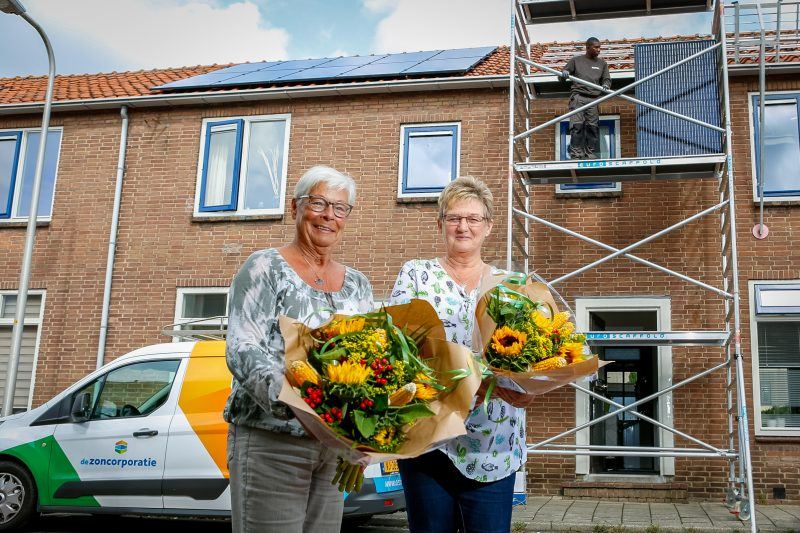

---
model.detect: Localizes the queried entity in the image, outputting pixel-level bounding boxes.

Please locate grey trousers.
[568,93,601,159]
[228,424,343,533]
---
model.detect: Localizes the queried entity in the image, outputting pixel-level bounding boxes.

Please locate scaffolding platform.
[519,0,712,24]
[516,154,725,185]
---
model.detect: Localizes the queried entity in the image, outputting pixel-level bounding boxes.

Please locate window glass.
[0,135,19,217]
[183,292,227,319]
[17,130,62,218]
[92,360,180,420]
[564,124,613,160]
[757,321,800,429]
[406,133,455,191]
[759,101,800,196]
[202,125,239,209]
[244,120,286,210]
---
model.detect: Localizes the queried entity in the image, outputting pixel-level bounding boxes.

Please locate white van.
[0,340,404,530]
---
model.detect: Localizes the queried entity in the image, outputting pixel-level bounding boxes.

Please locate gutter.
[96,105,128,369]
[0,75,509,116]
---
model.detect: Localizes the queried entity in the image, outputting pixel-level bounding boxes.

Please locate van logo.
[115,440,128,455]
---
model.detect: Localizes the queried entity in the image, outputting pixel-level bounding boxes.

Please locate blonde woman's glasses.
[442,214,487,227]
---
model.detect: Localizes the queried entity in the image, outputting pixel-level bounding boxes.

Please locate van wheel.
[0,461,36,531]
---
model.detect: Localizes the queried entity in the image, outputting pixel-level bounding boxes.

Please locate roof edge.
[0,75,509,116]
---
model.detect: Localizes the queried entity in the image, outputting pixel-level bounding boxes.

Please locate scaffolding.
[507,0,757,528]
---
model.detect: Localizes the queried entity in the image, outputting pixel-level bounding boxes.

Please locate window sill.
[0,219,51,228]
[555,190,623,199]
[753,199,800,206]
[397,195,440,204]
[755,433,800,442]
[192,213,283,223]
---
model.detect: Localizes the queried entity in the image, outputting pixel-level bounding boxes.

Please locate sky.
[0,0,713,78]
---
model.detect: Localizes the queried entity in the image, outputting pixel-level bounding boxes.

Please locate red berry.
[386,365,393,371]
[382,358,388,365]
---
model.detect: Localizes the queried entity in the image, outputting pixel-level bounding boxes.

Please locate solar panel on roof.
[261,58,333,70]
[153,46,498,91]
[280,65,362,81]
[338,61,419,78]
[403,56,486,75]
[373,50,441,64]
[324,55,383,67]
[434,46,497,60]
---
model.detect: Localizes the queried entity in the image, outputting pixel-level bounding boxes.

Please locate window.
[555,118,621,195]
[0,128,62,220]
[174,287,228,340]
[751,94,800,201]
[0,291,45,412]
[749,281,800,435]
[398,123,460,198]
[196,115,290,217]
[87,360,181,420]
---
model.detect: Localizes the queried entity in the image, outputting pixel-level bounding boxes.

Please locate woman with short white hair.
[388,176,526,533]
[224,165,373,533]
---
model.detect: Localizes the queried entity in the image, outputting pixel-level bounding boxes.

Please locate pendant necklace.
[299,249,326,288]
[443,258,482,291]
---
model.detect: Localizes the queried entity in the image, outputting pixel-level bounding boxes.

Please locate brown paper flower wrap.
[473,272,602,397]
[277,299,480,467]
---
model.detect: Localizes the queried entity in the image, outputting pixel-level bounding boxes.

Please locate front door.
[589,311,659,475]
[51,359,181,509]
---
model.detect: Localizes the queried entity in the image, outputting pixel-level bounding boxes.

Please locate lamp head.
[0,0,26,15]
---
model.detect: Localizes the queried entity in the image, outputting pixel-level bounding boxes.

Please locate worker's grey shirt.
[564,55,611,97]
[223,248,374,435]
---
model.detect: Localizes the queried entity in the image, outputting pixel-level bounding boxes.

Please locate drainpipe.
[96,106,129,369]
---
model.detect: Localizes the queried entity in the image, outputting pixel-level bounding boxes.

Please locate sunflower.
[322,317,366,339]
[557,342,585,363]
[374,426,397,447]
[414,372,439,401]
[490,326,527,357]
[326,360,371,385]
[551,312,570,332]
[531,311,553,335]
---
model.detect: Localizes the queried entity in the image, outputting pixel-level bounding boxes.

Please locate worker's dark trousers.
[568,93,600,159]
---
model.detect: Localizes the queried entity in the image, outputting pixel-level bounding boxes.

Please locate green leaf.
[372,394,389,412]
[396,403,435,424]
[353,411,378,439]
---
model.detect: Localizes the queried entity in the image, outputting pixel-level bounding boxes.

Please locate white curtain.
[205,131,232,206]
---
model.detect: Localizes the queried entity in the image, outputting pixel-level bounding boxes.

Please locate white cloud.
[24,0,289,70]
[367,0,711,53]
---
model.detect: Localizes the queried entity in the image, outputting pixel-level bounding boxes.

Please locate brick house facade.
[1,42,798,503]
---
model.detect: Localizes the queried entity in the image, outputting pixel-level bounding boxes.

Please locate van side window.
[92,360,181,420]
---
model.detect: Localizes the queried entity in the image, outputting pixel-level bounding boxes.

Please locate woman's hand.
[332,458,364,493]
[477,379,536,408]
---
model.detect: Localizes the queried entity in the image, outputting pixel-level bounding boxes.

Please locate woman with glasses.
[224,165,373,533]
[388,176,526,533]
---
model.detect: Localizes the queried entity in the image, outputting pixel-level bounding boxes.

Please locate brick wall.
[1,75,799,502]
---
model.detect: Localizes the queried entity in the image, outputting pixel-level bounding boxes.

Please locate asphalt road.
[29,513,409,532]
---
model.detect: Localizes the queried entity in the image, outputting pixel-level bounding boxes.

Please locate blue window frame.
[0,132,22,219]
[199,120,244,212]
[399,124,459,196]
[751,94,800,199]
[557,119,618,192]
[0,128,61,220]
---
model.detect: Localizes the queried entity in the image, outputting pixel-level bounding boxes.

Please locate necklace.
[442,258,483,291]
[298,249,326,288]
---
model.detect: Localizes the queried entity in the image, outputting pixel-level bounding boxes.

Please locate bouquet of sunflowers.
[475,275,600,396]
[278,299,480,465]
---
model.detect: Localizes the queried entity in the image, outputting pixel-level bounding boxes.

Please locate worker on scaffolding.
[560,37,611,160]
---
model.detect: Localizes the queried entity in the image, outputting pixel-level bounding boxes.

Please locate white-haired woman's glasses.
[299,194,353,218]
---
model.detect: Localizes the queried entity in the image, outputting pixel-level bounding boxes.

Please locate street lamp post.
[0,0,56,416]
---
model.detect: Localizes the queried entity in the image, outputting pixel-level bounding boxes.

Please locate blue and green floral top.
[388,259,526,482]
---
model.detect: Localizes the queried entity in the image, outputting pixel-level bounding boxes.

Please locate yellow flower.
[559,321,575,337]
[557,342,585,363]
[414,373,438,401]
[491,326,527,357]
[326,361,371,385]
[551,312,570,332]
[374,426,396,447]
[322,317,366,338]
[531,311,553,335]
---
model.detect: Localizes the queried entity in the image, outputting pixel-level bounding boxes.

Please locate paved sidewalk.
[510,496,800,532]
[355,497,800,532]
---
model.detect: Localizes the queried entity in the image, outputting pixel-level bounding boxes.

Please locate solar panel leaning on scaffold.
[634,40,723,157]
[153,46,498,91]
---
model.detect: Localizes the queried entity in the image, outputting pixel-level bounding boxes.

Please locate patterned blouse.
[389,259,526,483]
[223,248,374,435]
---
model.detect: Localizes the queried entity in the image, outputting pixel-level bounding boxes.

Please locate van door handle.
[133,429,158,438]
